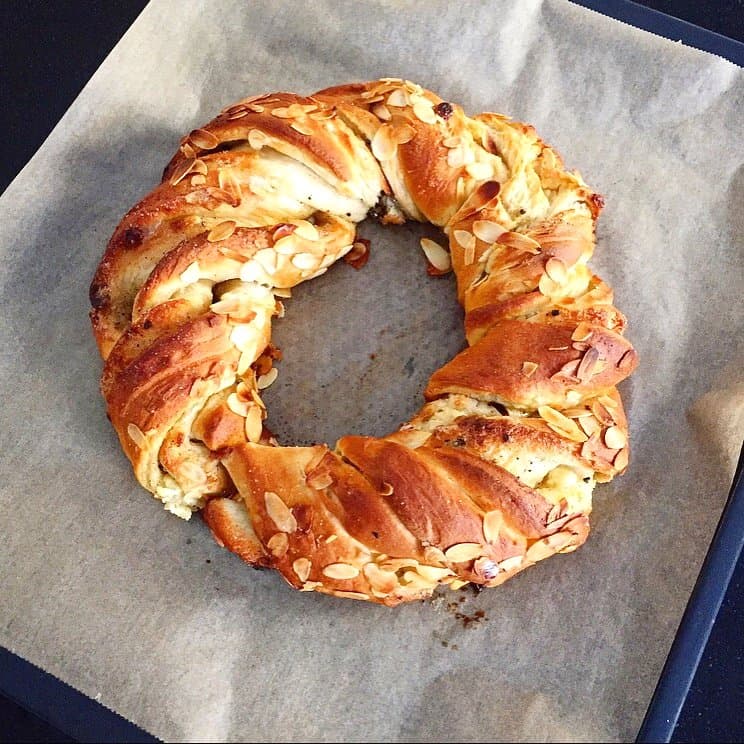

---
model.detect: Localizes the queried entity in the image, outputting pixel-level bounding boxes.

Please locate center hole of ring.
[263,220,465,447]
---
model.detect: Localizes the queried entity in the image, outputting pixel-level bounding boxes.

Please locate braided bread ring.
[90,79,638,605]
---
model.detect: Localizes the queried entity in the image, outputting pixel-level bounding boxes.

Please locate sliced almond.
[391,122,416,145]
[472,219,507,243]
[545,257,568,285]
[497,231,541,254]
[576,346,601,381]
[127,423,147,449]
[227,392,250,417]
[420,238,451,272]
[322,563,360,580]
[522,361,539,378]
[386,88,409,107]
[267,532,289,558]
[264,491,297,532]
[293,558,311,583]
[412,100,437,123]
[169,158,197,186]
[291,253,317,270]
[257,367,278,390]
[371,102,391,121]
[604,425,627,450]
[290,122,313,136]
[247,129,268,149]
[444,542,483,563]
[498,555,524,572]
[293,220,319,241]
[453,230,476,251]
[207,220,237,242]
[613,447,629,471]
[482,510,503,544]
[447,146,465,168]
[416,565,453,582]
[442,136,461,148]
[189,128,219,150]
[538,405,589,443]
[371,124,397,161]
[306,468,333,490]
[571,322,594,342]
[244,404,263,443]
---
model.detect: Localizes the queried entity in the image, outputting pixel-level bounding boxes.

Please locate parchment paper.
[1,1,742,741]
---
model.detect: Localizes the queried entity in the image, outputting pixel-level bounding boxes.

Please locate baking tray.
[0,1,741,740]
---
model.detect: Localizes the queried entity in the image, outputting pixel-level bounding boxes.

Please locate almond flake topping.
[604,425,626,450]
[482,510,503,544]
[127,423,147,449]
[207,220,237,242]
[522,361,539,377]
[248,129,269,149]
[444,542,483,563]
[189,128,219,150]
[371,125,397,161]
[420,238,451,272]
[572,322,594,342]
[322,563,360,580]
[264,491,297,532]
[472,220,507,243]
[244,404,263,442]
[545,257,568,285]
[293,558,311,582]
[453,230,476,251]
[371,102,391,121]
[538,405,588,443]
[267,532,289,557]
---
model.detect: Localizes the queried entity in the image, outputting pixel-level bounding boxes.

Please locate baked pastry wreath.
[90,79,637,606]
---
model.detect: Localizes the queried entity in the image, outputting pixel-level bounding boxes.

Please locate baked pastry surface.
[90,79,637,605]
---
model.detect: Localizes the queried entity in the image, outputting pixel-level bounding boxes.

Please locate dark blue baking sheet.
[1,1,742,741]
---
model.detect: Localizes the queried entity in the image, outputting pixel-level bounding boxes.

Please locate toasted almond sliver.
[423,546,447,565]
[453,230,476,251]
[267,532,289,558]
[293,220,319,241]
[127,423,147,449]
[497,231,542,253]
[604,425,627,450]
[386,88,408,107]
[227,392,250,417]
[190,128,219,149]
[244,405,263,443]
[291,253,317,270]
[179,261,200,284]
[444,542,483,563]
[371,102,391,121]
[169,157,197,186]
[293,558,311,583]
[412,100,437,124]
[290,122,313,136]
[420,238,451,272]
[538,405,588,443]
[416,565,453,582]
[482,510,503,544]
[576,346,601,381]
[572,322,594,342]
[545,257,568,285]
[248,129,268,149]
[463,243,475,266]
[498,555,524,572]
[371,124,397,161]
[522,361,539,377]
[322,563,360,580]
[264,491,296,532]
[472,219,507,243]
[442,136,461,148]
[207,220,237,242]
[613,447,629,471]
[257,367,278,390]
[306,469,333,490]
[392,122,416,145]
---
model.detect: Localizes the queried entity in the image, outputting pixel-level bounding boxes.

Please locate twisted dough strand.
[90,79,637,605]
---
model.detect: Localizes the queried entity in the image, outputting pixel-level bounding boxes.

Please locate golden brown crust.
[90,78,637,603]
